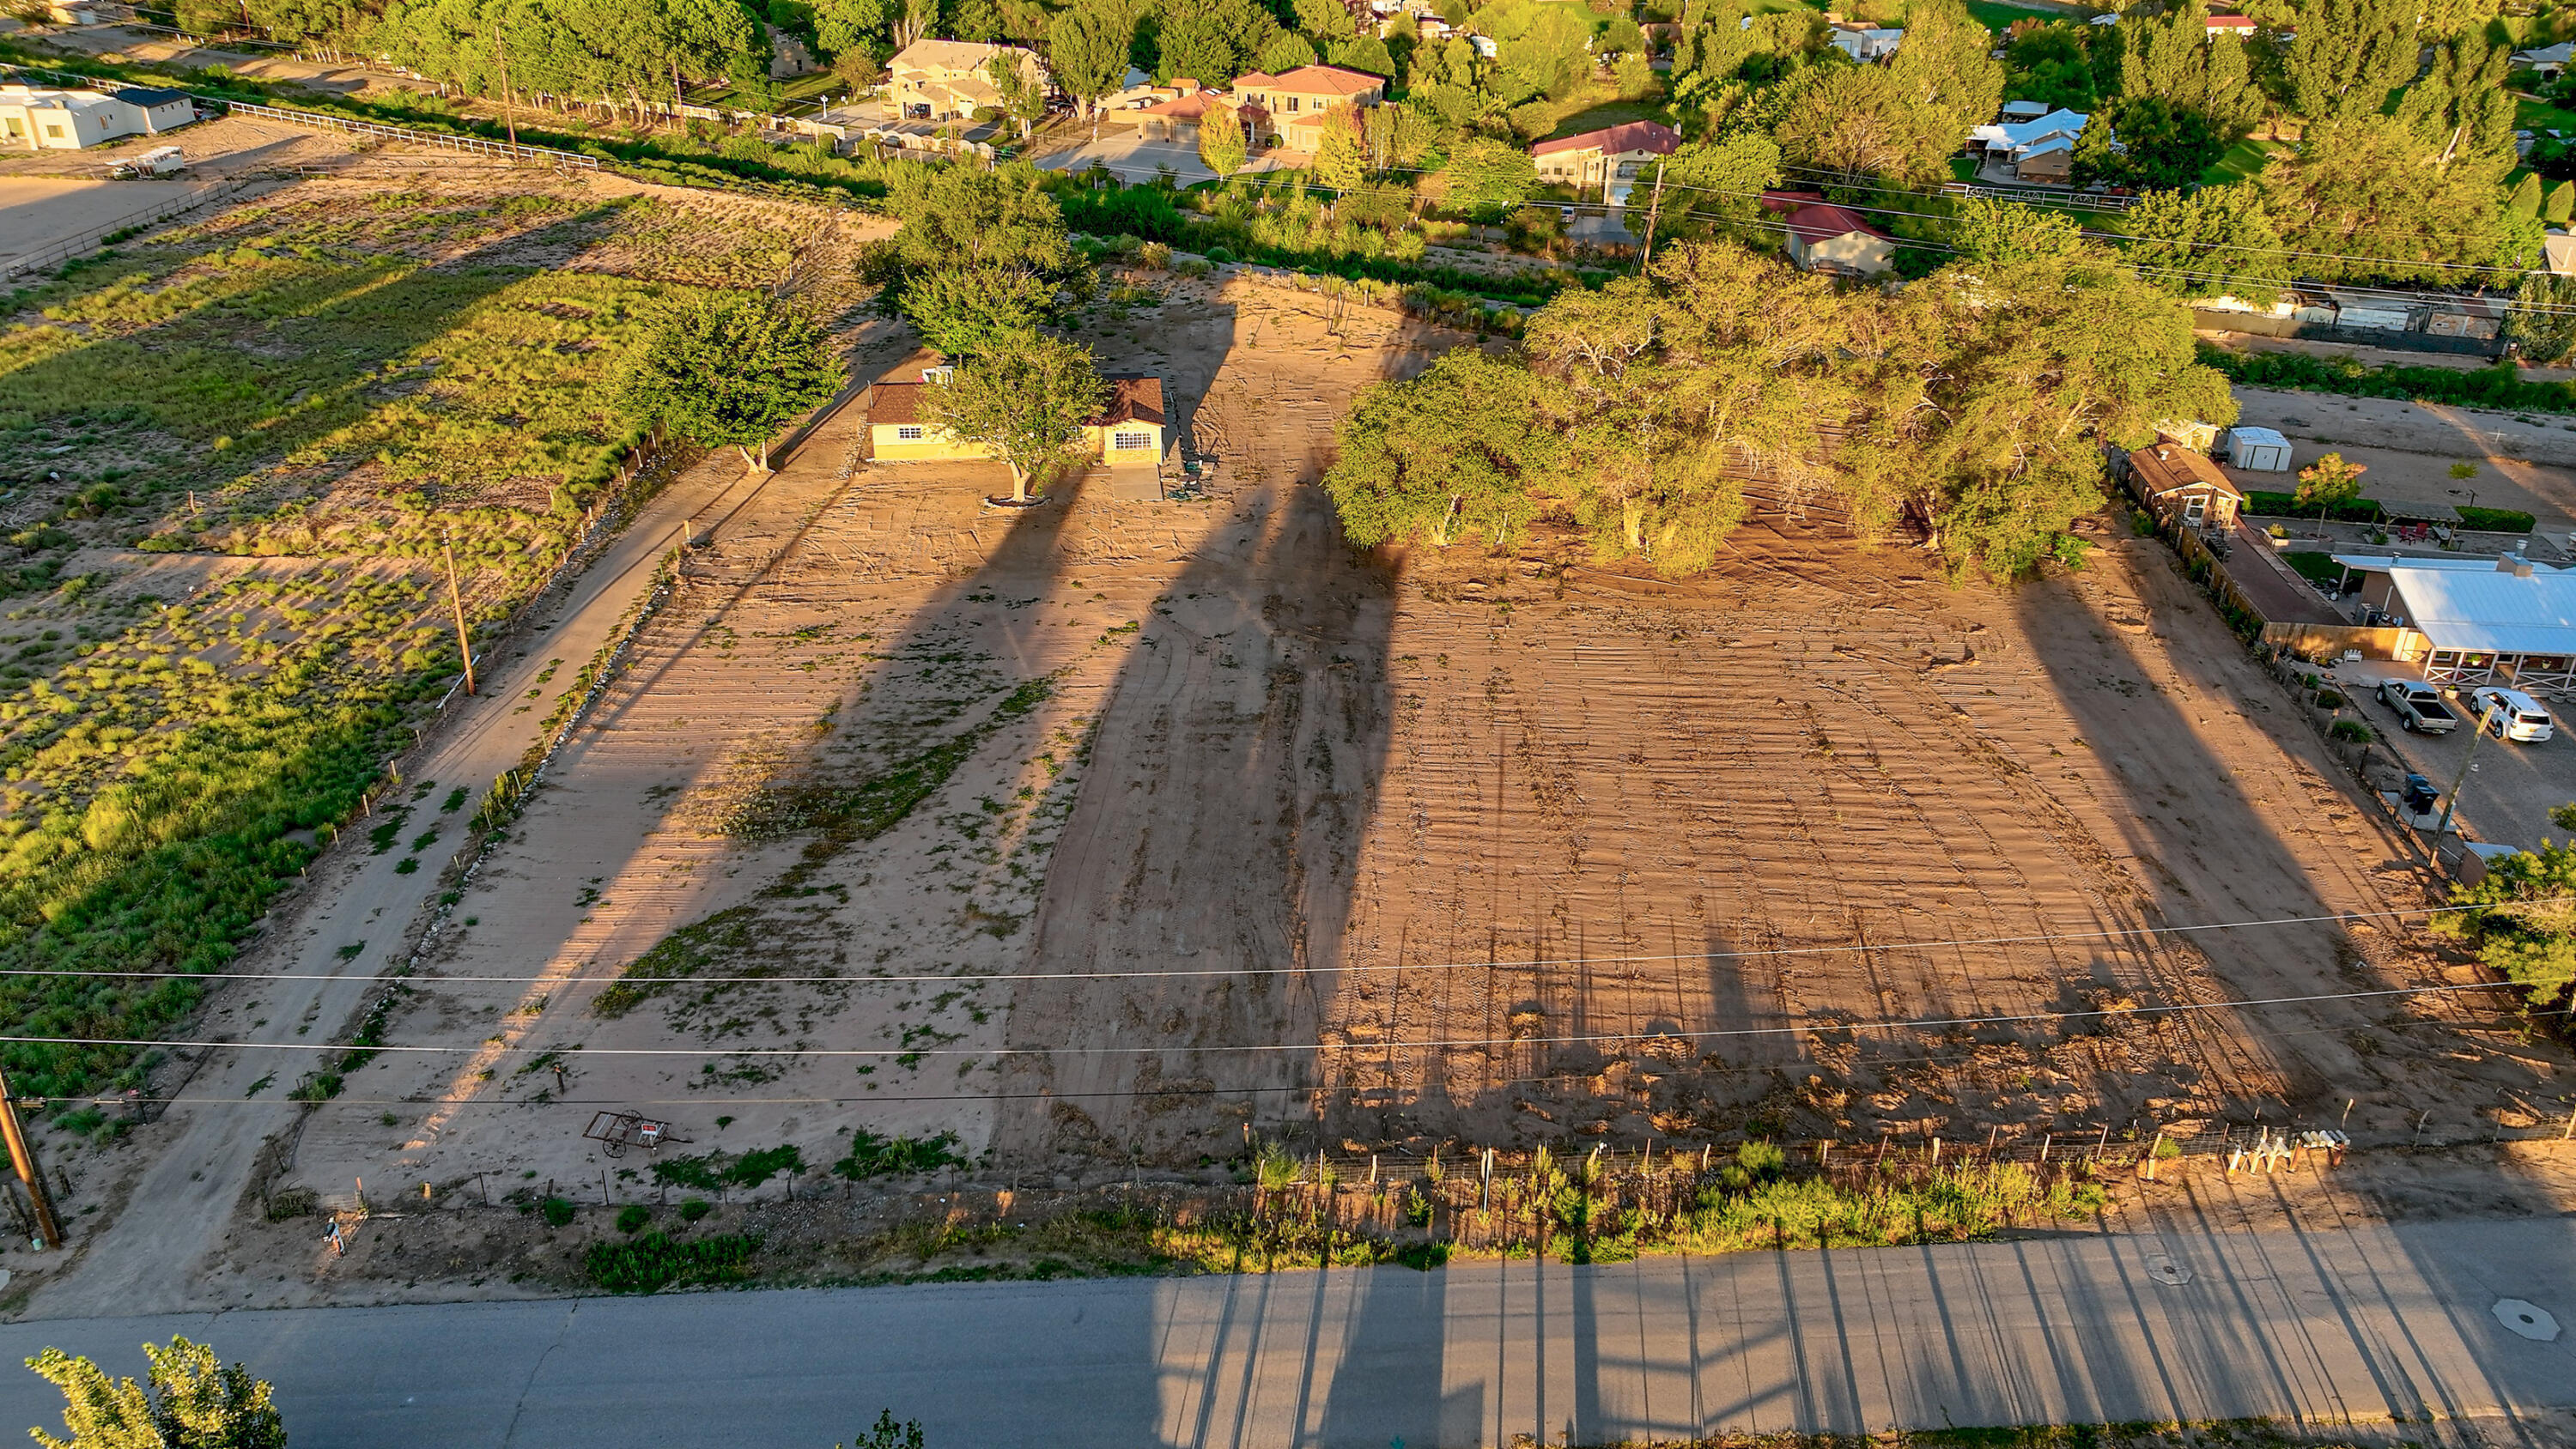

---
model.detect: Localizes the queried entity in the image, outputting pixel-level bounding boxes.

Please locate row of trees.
[1324,235,2233,581]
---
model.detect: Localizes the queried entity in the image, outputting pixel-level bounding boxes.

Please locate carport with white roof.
[2334,554,2576,695]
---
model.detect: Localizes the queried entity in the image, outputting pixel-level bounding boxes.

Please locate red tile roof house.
[1759,190,1898,277]
[1136,80,1230,142]
[1227,64,1384,151]
[1531,120,1680,197]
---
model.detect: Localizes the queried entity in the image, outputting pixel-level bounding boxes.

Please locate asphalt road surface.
[1,1217,2569,1447]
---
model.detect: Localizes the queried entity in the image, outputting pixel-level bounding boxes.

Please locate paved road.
[1,1219,2569,1447]
[24,454,768,1321]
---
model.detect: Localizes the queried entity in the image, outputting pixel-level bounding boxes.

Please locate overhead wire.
[5,976,2553,1061]
[9,898,2557,987]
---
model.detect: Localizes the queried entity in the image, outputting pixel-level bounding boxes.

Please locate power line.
[0,977,2539,1062]
[3,899,2546,988]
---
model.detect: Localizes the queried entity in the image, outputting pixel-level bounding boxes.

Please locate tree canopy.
[615,291,841,471]
[922,335,1113,502]
[29,1338,285,1449]
[1323,239,2235,580]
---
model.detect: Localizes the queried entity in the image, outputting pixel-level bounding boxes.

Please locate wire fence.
[0,176,247,279]
[210,100,599,168]
[1940,181,2141,214]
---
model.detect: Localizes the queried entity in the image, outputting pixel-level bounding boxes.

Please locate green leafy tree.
[615,292,841,472]
[2119,183,2289,305]
[2117,0,2263,137]
[897,266,1058,359]
[1359,100,1434,170]
[1951,197,2085,266]
[2082,97,2227,190]
[2259,117,2507,284]
[2283,0,2419,121]
[835,1410,927,1449]
[1312,120,1364,191]
[1775,64,1960,188]
[1324,349,1564,548]
[1440,136,1537,216]
[1886,0,2003,130]
[1291,0,1356,44]
[2433,840,2576,1009]
[1048,0,1139,130]
[1861,252,2239,578]
[1257,30,1321,71]
[814,0,896,59]
[1157,0,1278,83]
[2509,272,2576,364]
[1198,102,1248,175]
[2292,452,2365,508]
[27,1338,285,1449]
[987,50,1047,136]
[2003,22,2105,112]
[2548,181,2575,227]
[2509,172,2545,220]
[922,334,1112,502]
[2395,33,2519,167]
[1331,34,1397,77]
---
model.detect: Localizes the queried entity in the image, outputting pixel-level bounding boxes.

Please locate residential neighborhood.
[3,0,2576,1441]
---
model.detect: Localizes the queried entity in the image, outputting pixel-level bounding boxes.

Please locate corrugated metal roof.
[2386,562,2576,655]
[2331,553,2565,573]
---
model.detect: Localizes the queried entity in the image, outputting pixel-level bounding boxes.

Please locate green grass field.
[2199,136,2284,185]
[0,188,805,1106]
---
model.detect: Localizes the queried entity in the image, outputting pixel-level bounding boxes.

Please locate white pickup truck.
[2376,680,2459,734]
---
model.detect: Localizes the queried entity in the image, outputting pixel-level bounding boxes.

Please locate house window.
[1114,431,1152,450]
[42,124,65,140]
[896,425,925,441]
[1286,95,1300,112]
[2183,494,2207,524]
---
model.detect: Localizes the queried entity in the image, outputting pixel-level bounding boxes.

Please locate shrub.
[2458,505,2538,533]
[582,1230,760,1293]
[1202,245,1236,264]
[2313,688,2345,708]
[1137,241,1173,269]
[834,1129,968,1179]
[677,1197,714,1222]
[2330,718,2373,742]
[540,1196,575,1227]
[616,1203,651,1233]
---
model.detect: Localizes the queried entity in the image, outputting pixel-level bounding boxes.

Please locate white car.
[2467,687,2555,743]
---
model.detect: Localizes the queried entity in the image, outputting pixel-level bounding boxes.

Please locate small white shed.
[2226,426,2294,472]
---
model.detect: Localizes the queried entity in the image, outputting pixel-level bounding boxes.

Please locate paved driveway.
[2332,658,2573,850]
[1034,130,1218,185]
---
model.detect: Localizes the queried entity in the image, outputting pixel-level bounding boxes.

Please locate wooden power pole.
[442,539,477,697]
[1638,164,1667,270]
[490,25,519,147]
[0,1070,64,1250]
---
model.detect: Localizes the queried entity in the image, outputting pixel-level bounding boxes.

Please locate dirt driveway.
[2233,387,2576,536]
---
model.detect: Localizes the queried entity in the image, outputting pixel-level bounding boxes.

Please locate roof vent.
[2497,554,2535,578]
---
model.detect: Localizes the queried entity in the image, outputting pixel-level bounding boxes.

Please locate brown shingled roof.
[2129,441,2244,500]
[868,375,1165,430]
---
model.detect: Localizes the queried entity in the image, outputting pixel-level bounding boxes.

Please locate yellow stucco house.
[866,355,1169,467]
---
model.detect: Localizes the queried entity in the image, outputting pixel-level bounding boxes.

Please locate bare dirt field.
[206,267,2571,1312]
[258,269,1455,1246]
[2232,387,2576,535]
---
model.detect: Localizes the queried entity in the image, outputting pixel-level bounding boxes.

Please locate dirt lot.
[265,269,1455,1232]
[2232,387,2576,537]
[206,267,2571,1308]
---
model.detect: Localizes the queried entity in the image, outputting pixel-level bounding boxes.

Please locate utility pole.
[442,538,477,697]
[0,1070,64,1250]
[490,24,519,147]
[1637,162,1667,270]
[2430,695,2501,846]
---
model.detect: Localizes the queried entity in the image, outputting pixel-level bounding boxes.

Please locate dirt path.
[15,449,766,1319]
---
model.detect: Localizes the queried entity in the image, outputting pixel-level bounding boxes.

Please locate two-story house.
[1226,64,1383,151]
[885,39,1048,123]
[1530,120,1680,201]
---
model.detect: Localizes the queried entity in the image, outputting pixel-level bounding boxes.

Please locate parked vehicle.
[106,145,184,179]
[2466,687,2556,743]
[2377,680,2460,734]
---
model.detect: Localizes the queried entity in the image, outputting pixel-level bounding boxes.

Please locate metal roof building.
[2330,554,2576,695]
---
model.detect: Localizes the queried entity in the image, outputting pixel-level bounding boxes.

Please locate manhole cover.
[2144,1253,2192,1286]
[2494,1300,2560,1342]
